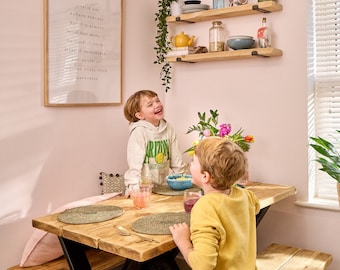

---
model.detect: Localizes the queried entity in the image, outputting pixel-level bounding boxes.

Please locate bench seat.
[256,243,333,270]
[8,248,126,270]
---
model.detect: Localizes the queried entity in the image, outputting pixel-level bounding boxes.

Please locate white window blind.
[309,0,340,202]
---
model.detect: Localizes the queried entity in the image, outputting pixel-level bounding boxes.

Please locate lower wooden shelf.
[166,48,283,63]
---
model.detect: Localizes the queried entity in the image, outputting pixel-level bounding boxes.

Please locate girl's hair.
[195,136,247,190]
[124,90,158,122]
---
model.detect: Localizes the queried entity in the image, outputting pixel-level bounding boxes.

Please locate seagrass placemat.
[57,205,124,224]
[152,184,201,196]
[131,212,190,235]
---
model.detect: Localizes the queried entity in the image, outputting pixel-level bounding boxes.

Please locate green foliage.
[154,0,173,92]
[187,110,220,138]
[185,109,253,154]
[310,130,340,183]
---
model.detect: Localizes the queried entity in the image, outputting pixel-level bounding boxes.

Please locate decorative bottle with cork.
[209,21,226,52]
[257,17,271,48]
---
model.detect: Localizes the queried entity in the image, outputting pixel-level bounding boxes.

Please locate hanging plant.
[154,0,174,92]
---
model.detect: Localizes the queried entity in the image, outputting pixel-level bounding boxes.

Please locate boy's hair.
[124,90,158,122]
[195,136,247,190]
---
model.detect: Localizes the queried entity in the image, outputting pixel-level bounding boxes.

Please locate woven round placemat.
[57,205,124,224]
[131,212,190,235]
[152,184,201,196]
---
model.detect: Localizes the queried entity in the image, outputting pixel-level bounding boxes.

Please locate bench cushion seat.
[9,248,125,270]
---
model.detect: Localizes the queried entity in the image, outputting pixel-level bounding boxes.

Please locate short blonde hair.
[195,137,247,190]
[124,90,158,122]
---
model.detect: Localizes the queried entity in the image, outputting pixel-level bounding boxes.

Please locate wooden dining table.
[32,182,296,270]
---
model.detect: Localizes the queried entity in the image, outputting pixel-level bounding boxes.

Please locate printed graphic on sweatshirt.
[144,140,170,168]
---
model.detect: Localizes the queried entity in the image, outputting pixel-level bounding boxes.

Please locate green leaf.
[309,134,340,183]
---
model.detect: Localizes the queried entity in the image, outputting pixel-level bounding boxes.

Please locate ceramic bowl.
[166,174,193,190]
[227,36,255,50]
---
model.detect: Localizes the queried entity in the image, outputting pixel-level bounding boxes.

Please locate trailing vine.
[154,0,175,92]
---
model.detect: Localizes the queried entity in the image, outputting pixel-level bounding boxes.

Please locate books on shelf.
[166,46,195,57]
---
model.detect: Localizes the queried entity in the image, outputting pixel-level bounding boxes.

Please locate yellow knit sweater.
[188,186,260,270]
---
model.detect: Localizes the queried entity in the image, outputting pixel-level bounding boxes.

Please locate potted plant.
[309,130,340,203]
[154,0,174,92]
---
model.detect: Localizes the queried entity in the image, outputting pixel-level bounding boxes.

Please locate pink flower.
[219,124,231,137]
[203,129,211,137]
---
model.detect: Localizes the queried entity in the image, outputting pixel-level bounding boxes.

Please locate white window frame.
[307,0,340,207]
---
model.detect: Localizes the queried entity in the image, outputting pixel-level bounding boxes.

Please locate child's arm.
[169,223,193,266]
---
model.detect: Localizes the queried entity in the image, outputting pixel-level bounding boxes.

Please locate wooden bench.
[8,248,126,270]
[256,243,333,270]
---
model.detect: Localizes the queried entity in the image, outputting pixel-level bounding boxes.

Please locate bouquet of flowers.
[185,109,254,155]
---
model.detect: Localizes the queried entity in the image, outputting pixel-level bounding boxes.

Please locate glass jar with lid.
[209,21,226,52]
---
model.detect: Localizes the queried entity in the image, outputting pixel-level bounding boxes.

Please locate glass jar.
[209,21,226,52]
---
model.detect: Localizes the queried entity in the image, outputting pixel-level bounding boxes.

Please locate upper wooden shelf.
[166,48,283,63]
[166,1,282,24]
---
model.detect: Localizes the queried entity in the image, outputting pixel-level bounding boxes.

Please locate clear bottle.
[209,21,226,52]
[257,17,272,48]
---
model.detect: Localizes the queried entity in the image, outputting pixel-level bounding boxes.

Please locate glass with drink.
[184,190,202,213]
[131,185,152,209]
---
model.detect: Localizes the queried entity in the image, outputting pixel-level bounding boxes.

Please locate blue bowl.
[166,174,193,190]
[227,36,255,50]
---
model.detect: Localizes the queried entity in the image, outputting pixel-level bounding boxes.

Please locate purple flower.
[219,123,231,137]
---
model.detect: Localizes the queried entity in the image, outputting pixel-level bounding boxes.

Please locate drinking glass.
[131,185,152,209]
[183,190,202,213]
[140,173,153,188]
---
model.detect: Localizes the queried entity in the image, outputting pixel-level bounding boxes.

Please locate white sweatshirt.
[124,119,186,187]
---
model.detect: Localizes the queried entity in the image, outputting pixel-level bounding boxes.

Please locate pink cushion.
[20,192,120,267]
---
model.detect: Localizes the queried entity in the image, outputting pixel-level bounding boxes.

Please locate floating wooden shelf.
[166,48,283,63]
[166,1,282,24]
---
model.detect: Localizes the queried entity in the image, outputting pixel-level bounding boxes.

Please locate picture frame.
[43,0,122,106]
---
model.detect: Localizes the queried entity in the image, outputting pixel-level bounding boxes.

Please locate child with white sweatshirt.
[123,90,186,194]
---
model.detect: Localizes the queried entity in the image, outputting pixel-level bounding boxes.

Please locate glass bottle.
[257,17,272,48]
[209,21,226,52]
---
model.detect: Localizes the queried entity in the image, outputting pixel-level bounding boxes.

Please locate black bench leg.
[58,237,91,270]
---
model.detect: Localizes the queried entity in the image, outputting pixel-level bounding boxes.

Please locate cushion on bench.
[8,248,125,270]
[20,193,120,267]
[256,243,333,270]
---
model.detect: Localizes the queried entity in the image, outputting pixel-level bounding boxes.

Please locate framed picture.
[43,0,122,106]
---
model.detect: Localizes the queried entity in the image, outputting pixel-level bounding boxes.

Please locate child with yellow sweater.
[170,137,260,270]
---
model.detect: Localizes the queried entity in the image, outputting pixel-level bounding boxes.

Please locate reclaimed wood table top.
[32,182,296,262]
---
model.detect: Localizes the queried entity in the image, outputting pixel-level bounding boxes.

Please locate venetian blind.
[310,0,340,201]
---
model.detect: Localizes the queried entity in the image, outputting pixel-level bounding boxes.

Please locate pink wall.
[0,0,339,269]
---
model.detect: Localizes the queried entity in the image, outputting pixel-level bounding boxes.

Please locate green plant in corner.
[154,0,174,92]
[309,130,340,183]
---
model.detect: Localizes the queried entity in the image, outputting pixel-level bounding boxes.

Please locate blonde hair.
[195,136,247,190]
[124,90,158,122]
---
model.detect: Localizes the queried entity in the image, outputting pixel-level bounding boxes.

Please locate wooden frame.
[43,0,122,106]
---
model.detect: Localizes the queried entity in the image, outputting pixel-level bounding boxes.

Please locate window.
[308,0,340,204]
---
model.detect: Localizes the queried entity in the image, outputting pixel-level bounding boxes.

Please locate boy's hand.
[169,223,190,244]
